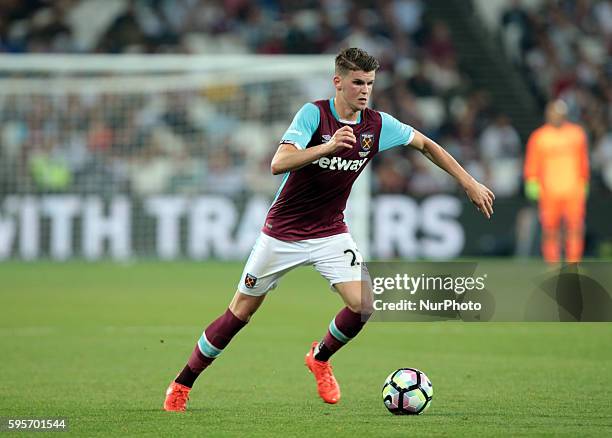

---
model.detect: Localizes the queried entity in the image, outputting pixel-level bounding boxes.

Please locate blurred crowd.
[0,0,609,198]
[0,85,300,197]
[500,0,612,192]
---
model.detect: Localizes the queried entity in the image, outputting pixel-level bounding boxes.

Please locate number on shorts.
[344,249,357,266]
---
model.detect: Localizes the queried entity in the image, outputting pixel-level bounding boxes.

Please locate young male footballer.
[164,47,495,411]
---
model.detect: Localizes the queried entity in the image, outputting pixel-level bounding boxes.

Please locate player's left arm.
[408,130,496,219]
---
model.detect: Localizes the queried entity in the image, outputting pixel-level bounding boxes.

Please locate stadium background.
[1,1,611,437]
[1,0,611,260]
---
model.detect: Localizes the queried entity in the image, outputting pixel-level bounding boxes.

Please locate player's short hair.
[335,48,380,76]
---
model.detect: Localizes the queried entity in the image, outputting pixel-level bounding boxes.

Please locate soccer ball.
[382,368,433,415]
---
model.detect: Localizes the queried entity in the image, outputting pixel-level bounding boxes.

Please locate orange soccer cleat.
[163,381,191,412]
[305,341,341,404]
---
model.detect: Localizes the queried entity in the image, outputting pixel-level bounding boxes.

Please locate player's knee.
[542,228,559,239]
[566,222,584,233]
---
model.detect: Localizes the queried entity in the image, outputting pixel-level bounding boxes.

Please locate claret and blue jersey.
[263,98,415,241]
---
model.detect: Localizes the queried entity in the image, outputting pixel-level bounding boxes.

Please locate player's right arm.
[270,102,355,175]
[271,126,355,175]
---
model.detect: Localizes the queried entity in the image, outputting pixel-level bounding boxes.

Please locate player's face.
[545,100,567,126]
[335,70,376,112]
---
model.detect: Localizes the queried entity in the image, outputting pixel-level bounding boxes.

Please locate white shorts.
[237,232,366,296]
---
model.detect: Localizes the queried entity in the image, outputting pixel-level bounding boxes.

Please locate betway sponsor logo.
[312,156,367,172]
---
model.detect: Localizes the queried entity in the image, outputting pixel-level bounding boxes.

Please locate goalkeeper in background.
[164,47,495,411]
[524,99,589,263]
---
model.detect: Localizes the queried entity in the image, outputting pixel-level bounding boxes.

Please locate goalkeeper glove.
[525,179,540,201]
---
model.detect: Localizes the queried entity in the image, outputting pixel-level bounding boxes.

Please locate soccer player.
[524,99,589,263]
[164,48,495,411]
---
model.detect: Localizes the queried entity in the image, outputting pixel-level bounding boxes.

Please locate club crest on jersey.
[359,133,374,157]
[244,273,257,289]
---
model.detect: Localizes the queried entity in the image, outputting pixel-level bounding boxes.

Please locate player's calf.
[313,305,372,362]
[305,305,372,404]
[163,292,263,411]
[163,308,249,411]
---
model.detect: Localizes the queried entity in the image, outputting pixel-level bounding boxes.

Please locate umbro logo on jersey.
[322,134,332,142]
[312,156,367,172]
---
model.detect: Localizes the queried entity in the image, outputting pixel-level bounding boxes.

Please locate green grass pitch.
[1,261,611,437]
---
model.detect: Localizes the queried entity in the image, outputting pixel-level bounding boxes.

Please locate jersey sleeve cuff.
[404,129,415,146]
[280,140,305,150]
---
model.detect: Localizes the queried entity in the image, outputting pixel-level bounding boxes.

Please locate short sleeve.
[280,103,320,150]
[379,112,415,152]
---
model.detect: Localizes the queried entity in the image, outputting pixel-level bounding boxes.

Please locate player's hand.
[323,126,356,154]
[524,179,540,201]
[464,180,495,219]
